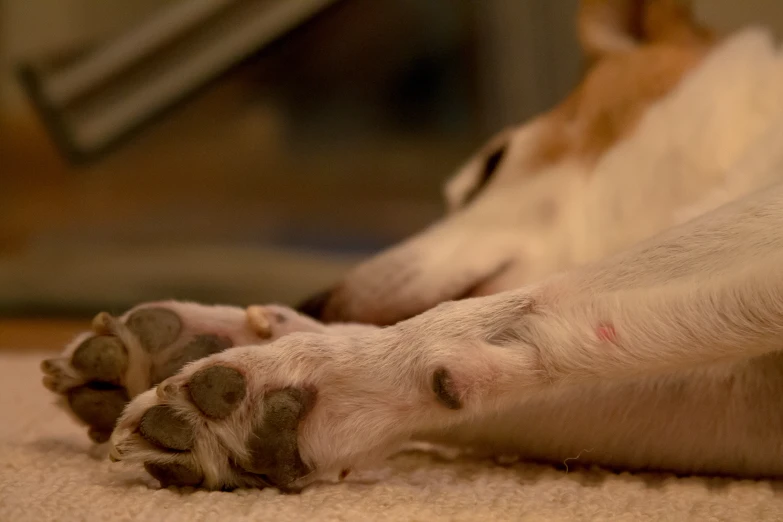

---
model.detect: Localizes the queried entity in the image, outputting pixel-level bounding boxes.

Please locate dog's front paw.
[109,329,451,491]
[41,301,326,443]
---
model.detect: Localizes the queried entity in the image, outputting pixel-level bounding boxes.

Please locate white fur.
[105,29,783,487]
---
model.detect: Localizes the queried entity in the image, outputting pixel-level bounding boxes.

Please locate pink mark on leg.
[596,323,617,343]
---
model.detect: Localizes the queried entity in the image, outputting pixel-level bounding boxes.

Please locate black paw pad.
[244,388,315,488]
[188,366,246,419]
[153,335,233,384]
[144,461,203,487]
[126,308,182,354]
[67,384,129,432]
[71,335,128,383]
[88,427,112,444]
[432,368,462,410]
[139,404,194,451]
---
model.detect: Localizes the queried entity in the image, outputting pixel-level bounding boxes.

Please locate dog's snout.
[296,288,334,320]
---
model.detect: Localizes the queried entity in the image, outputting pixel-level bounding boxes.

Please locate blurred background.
[1,0,783,345]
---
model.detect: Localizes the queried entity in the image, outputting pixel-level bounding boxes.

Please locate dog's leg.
[108,258,783,489]
[108,183,783,489]
[512,178,783,384]
[417,181,783,477]
[107,262,783,487]
[422,353,783,477]
[41,301,366,443]
[559,179,783,294]
[520,256,783,385]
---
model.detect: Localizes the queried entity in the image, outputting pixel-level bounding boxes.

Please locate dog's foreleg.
[532,258,783,384]
[401,183,783,414]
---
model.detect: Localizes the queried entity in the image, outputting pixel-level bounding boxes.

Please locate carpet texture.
[2,353,783,521]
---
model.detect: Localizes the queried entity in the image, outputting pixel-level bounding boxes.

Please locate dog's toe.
[71,336,128,384]
[67,384,129,433]
[139,404,194,451]
[188,366,246,419]
[242,388,315,488]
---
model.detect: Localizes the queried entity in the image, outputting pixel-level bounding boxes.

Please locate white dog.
[41,0,783,491]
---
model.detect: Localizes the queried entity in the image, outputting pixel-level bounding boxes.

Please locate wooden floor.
[0,318,88,352]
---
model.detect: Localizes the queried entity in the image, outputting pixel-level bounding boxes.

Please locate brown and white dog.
[41,0,783,491]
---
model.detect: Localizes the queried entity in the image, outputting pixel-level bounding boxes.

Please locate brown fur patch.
[524,0,715,172]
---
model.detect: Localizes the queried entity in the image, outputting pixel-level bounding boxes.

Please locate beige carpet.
[2,353,783,521]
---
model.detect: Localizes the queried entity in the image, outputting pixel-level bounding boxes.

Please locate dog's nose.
[295,288,334,320]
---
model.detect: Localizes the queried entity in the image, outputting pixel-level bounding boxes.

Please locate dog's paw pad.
[88,427,112,444]
[431,367,462,410]
[67,384,129,433]
[243,388,315,486]
[126,308,183,354]
[139,404,194,451]
[188,366,246,419]
[71,336,128,383]
[152,335,233,384]
[144,461,204,488]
